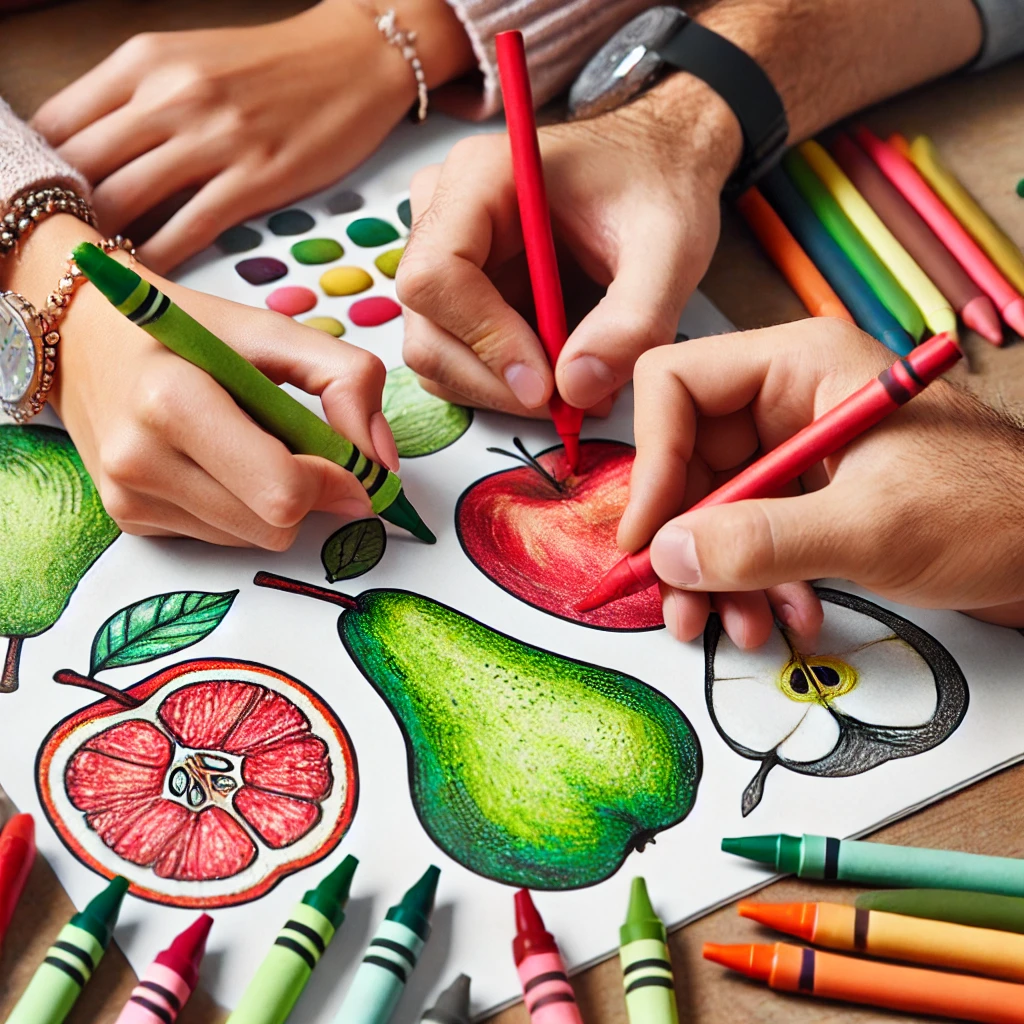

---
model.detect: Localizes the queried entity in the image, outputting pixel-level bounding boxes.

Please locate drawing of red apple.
[456,439,663,631]
[37,658,357,908]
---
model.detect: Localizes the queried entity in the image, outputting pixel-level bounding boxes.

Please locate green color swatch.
[382,366,472,458]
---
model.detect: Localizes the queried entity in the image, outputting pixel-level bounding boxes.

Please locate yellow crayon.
[800,141,957,338]
[908,134,1024,295]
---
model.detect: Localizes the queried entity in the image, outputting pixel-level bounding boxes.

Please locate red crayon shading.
[0,813,35,949]
[514,890,583,1024]
[577,332,962,612]
[495,31,584,470]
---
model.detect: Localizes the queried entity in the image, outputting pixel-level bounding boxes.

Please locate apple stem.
[253,571,359,610]
[486,437,567,493]
[53,669,143,708]
[1,636,23,694]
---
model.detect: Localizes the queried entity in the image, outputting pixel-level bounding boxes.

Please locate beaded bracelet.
[375,8,429,122]
[0,186,98,259]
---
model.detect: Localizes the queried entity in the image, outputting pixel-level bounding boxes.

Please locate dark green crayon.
[421,974,471,1024]
[855,889,1024,934]
[8,875,128,1024]
[72,243,435,543]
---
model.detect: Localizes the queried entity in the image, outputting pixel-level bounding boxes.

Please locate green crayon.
[724,833,1024,896]
[783,149,926,339]
[334,865,440,1024]
[72,243,435,544]
[227,855,358,1024]
[7,875,128,1024]
[855,889,1024,934]
[618,877,679,1024]
[421,974,471,1024]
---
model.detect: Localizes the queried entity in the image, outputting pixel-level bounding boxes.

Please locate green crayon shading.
[227,855,358,1024]
[72,243,434,544]
[421,974,471,1024]
[855,889,1024,934]
[7,875,128,1024]
[619,877,679,1024]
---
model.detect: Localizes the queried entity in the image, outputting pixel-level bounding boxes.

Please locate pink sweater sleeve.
[0,98,90,209]
[441,0,654,118]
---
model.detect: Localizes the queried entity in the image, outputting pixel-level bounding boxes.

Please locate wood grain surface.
[1,3,1023,1020]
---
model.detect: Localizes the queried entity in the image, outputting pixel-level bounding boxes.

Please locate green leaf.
[90,590,238,675]
[322,518,387,582]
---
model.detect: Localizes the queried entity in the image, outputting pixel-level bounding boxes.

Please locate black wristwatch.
[568,7,789,195]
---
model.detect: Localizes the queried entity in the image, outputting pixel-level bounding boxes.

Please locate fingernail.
[327,497,374,520]
[370,411,401,472]
[652,525,701,587]
[561,355,615,408]
[504,363,547,408]
[662,589,686,641]
[776,602,798,632]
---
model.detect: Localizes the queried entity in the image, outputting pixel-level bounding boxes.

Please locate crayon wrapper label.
[619,938,678,1024]
[116,963,193,1024]
[335,919,424,1023]
[518,950,583,1024]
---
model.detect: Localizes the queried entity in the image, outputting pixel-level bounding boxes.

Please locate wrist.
[0,214,102,303]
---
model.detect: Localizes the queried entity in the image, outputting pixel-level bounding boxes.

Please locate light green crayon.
[618,877,679,1024]
[724,833,1024,896]
[335,865,440,1024]
[227,855,358,1024]
[72,243,435,544]
[8,875,128,1024]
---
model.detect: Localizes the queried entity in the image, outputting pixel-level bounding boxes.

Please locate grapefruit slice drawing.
[38,658,357,908]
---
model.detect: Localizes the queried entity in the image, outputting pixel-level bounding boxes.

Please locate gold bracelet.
[0,186,97,259]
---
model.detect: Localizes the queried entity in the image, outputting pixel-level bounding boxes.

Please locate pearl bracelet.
[375,8,429,122]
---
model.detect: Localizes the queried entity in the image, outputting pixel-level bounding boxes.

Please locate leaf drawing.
[321,519,387,582]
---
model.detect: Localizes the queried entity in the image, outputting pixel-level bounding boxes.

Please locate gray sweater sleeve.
[973,0,1024,68]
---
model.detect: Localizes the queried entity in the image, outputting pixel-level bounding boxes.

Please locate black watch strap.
[656,20,789,194]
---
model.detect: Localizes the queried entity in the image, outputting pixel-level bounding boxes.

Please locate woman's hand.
[32,0,474,272]
[3,214,398,549]
[620,318,1024,648]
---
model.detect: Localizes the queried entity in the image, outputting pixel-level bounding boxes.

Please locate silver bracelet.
[375,8,429,122]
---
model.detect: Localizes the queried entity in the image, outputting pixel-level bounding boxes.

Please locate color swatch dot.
[320,266,373,296]
[302,316,346,337]
[349,296,401,327]
[397,198,412,229]
[347,217,400,247]
[1017,178,1024,199]
[326,189,365,215]
[291,238,344,264]
[235,256,288,285]
[268,209,315,236]
[374,247,404,279]
[216,224,262,254]
[267,286,317,316]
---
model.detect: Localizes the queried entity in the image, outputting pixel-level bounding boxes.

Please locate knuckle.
[99,442,150,489]
[718,505,778,586]
[259,525,300,553]
[395,250,440,312]
[99,482,143,525]
[134,375,182,432]
[402,332,442,382]
[254,482,310,530]
[347,346,386,390]
[118,32,162,66]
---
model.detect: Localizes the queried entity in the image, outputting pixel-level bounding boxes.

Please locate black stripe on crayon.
[356,459,374,483]
[364,467,388,498]
[53,940,95,971]
[899,356,924,388]
[823,836,841,880]
[625,976,675,995]
[44,956,86,988]
[275,936,317,970]
[342,448,362,473]
[138,980,182,1011]
[528,993,577,1012]
[285,920,326,955]
[369,937,417,966]
[877,365,912,405]
[363,954,407,981]
[137,292,171,327]
[130,995,174,1024]
[523,970,569,993]
[798,948,815,992]
[126,284,161,324]
[623,958,672,977]
[853,908,871,951]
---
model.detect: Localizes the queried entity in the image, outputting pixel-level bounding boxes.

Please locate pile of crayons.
[739,129,1024,352]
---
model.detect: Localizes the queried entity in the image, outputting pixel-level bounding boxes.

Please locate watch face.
[0,293,38,406]
[568,6,688,120]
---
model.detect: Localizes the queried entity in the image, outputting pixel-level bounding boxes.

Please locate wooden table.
[2,4,1023,1020]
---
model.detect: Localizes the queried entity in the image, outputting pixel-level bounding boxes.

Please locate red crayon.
[513,890,583,1024]
[495,30,584,470]
[577,332,962,612]
[114,914,213,1024]
[0,813,35,949]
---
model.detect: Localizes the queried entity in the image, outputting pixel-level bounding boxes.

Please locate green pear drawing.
[1,425,119,691]
[255,572,701,889]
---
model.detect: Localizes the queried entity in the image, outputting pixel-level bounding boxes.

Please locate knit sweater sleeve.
[440,0,654,118]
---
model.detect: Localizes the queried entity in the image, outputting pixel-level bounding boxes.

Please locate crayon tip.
[1002,298,1024,340]
[722,834,803,873]
[961,295,1004,345]
[621,877,666,945]
[380,489,436,543]
[514,888,546,935]
[737,901,815,940]
[575,552,652,612]
[888,133,913,159]
[303,854,358,928]
[513,889,556,963]
[702,942,774,981]
[73,875,129,948]
[72,242,141,306]
[0,813,35,849]
[422,974,471,1024]
[387,865,440,941]
[157,913,213,991]
[561,433,580,473]
[905,332,963,380]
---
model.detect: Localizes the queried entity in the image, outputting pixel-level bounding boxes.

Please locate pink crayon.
[513,890,583,1024]
[115,914,213,1024]
[856,126,1024,338]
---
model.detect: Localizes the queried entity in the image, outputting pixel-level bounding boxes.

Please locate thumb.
[649,489,865,593]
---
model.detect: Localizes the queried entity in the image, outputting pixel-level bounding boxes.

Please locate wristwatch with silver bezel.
[0,291,54,423]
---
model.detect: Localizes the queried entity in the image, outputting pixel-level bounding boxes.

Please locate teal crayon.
[421,974,471,1024]
[855,889,1024,934]
[227,855,358,1024]
[7,875,129,1024]
[724,834,1024,896]
[619,877,678,1024]
[334,865,440,1024]
[72,242,435,543]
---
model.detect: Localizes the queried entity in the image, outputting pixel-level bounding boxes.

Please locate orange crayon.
[740,899,1024,983]
[704,941,1024,1024]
